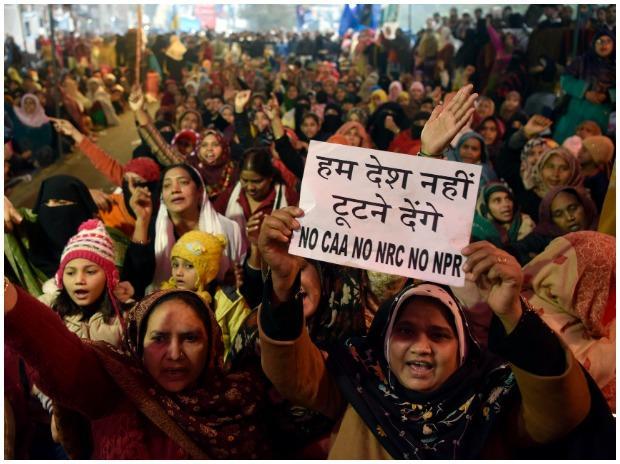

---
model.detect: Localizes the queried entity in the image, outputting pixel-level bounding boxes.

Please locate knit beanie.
[162,231,227,304]
[582,135,615,165]
[56,219,119,290]
[124,157,161,182]
[55,219,125,329]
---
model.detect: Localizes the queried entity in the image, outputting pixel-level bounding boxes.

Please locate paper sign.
[289,141,482,287]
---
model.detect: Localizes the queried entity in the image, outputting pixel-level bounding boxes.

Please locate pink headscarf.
[388,81,403,102]
[335,121,373,148]
[14,93,50,128]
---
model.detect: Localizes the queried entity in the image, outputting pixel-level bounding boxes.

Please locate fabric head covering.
[449,132,497,186]
[188,129,237,199]
[345,107,368,126]
[176,109,203,132]
[477,116,506,145]
[519,137,559,190]
[562,135,583,158]
[165,35,187,61]
[55,219,119,290]
[581,135,615,165]
[409,81,425,95]
[124,157,161,183]
[522,231,615,406]
[535,186,599,237]
[388,81,403,102]
[55,218,125,331]
[14,93,49,128]
[368,101,407,150]
[576,120,602,138]
[162,231,226,304]
[31,175,98,277]
[325,133,349,145]
[471,181,533,246]
[531,147,584,197]
[85,288,270,459]
[335,121,373,148]
[171,129,200,158]
[151,164,244,291]
[326,283,516,459]
[368,89,389,114]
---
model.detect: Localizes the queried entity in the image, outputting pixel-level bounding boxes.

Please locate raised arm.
[4,281,120,419]
[462,242,591,444]
[51,118,125,186]
[257,207,347,419]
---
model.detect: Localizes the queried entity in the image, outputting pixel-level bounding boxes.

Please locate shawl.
[335,121,373,148]
[13,94,49,128]
[448,132,498,187]
[535,186,599,237]
[188,129,237,199]
[151,165,245,291]
[326,283,516,459]
[223,181,289,238]
[566,30,615,89]
[471,181,534,246]
[531,147,584,199]
[519,137,559,190]
[522,231,615,408]
[86,289,270,459]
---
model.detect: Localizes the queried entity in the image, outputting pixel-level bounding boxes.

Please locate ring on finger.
[496,256,508,265]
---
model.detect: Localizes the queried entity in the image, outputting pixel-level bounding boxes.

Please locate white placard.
[289,141,482,287]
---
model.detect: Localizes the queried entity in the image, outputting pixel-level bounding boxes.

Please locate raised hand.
[258,206,305,302]
[522,114,553,138]
[384,114,400,133]
[89,189,113,213]
[49,118,84,144]
[113,281,135,303]
[128,184,152,223]
[235,90,252,113]
[461,241,523,333]
[246,210,265,246]
[421,84,478,156]
[4,196,23,233]
[128,84,145,112]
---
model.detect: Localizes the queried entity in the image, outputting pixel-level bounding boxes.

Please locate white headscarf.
[149,165,246,292]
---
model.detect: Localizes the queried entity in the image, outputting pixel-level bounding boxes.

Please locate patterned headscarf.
[522,232,615,408]
[531,147,583,198]
[86,289,270,459]
[535,186,599,237]
[326,283,516,459]
[520,137,559,190]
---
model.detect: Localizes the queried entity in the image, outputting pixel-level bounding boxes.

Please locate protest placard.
[289,140,482,287]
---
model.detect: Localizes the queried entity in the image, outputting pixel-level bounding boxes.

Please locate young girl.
[161,230,252,361]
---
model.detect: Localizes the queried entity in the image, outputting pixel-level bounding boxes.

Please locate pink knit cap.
[55,219,119,291]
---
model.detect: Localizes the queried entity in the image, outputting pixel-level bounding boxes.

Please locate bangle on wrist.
[418,150,442,158]
[131,238,150,245]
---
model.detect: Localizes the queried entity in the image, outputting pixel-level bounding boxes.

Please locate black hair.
[137,291,213,359]
[161,163,203,189]
[52,286,116,323]
[240,147,279,180]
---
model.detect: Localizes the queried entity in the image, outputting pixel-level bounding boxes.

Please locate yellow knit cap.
[162,231,227,301]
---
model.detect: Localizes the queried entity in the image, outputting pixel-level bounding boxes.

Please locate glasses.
[596,37,613,46]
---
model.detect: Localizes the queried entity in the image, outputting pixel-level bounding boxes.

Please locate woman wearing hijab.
[523,231,616,411]
[471,181,535,249]
[6,93,55,167]
[4,284,272,459]
[476,116,505,168]
[333,121,373,149]
[366,101,409,151]
[516,147,584,222]
[388,81,403,102]
[367,88,389,115]
[256,207,611,459]
[578,135,615,211]
[553,30,615,144]
[121,163,245,297]
[4,175,99,296]
[446,131,498,189]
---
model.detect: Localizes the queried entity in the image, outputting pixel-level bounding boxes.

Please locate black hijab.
[30,175,98,277]
[321,103,344,136]
[367,101,409,150]
[326,283,515,459]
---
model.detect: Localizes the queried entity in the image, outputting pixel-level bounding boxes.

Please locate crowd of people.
[3,3,616,460]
